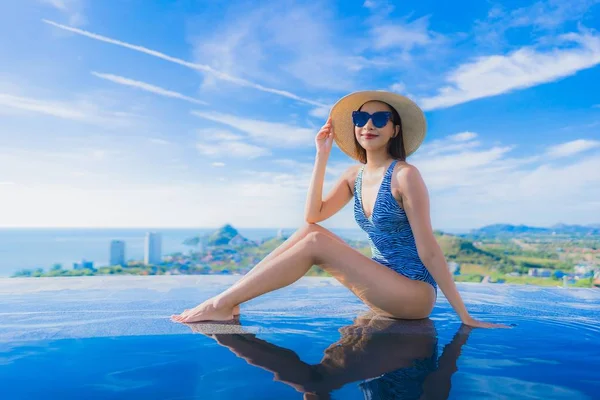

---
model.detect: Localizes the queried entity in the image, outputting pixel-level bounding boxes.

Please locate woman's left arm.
[398,166,510,329]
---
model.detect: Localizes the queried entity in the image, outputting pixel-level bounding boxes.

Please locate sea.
[0,227,369,278]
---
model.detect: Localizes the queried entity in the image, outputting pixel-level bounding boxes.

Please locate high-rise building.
[144,232,162,265]
[110,240,126,266]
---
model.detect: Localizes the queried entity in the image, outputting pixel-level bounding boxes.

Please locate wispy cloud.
[191,110,314,147]
[190,4,368,92]
[546,139,600,158]
[43,19,326,107]
[211,162,226,167]
[91,72,208,105]
[149,138,171,145]
[39,0,86,26]
[408,132,600,228]
[309,106,330,119]
[370,16,440,52]
[196,129,271,159]
[420,31,600,110]
[417,131,482,156]
[475,0,600,47]
[0,92,89,120]
[0,92,133,126]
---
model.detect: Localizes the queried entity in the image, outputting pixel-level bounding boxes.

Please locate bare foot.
[171,299,235,323]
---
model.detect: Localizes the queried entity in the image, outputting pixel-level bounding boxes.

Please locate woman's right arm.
[304,117,355,223]
[305,163,355,223]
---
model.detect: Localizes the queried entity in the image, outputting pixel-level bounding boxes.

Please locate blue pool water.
[1,276,599,399]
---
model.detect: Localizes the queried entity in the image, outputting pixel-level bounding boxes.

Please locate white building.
[574,264,592,275]
[448,261,460,275]
[110,240,126,266]
[144,232,162,265]
[528,268,552,277]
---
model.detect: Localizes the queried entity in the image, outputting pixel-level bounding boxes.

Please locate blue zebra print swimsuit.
[354,159,438,291]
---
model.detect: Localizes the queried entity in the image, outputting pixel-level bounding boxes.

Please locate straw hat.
[329,90,427,161]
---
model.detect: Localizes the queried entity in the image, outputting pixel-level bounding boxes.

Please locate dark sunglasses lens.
[352,111,369,127]
[372,112,390,128]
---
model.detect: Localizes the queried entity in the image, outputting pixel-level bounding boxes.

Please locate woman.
[171,90,509,329]
[183,312,475,399]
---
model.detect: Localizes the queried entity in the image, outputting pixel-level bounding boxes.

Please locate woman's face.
[354,101,397,151]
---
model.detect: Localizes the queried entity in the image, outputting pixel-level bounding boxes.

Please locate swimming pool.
[1,275,598,399]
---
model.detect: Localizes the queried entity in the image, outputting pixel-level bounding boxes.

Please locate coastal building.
[574,264,592,275]
[73,259,94,270]
[110,240,126,266]
[448,261,460,275]
[528,268,551,277]
[144,232,162,265]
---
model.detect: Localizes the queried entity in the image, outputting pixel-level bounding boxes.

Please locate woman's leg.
[181,223,349,316]
[171,227,436,323]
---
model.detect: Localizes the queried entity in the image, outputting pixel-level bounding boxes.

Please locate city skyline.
[0,1,599,231]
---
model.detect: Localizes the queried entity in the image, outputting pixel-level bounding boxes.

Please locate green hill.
[435,231,504,266]
[207,224,240,246]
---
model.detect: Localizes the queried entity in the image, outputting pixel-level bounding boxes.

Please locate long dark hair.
[353,101,406,164]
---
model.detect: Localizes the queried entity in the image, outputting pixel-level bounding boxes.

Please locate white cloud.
[390,82,406,93]
[210,131,245,141]
[417,132,481,156]
[91,72,209,105]
[43,20,326,107]
[149,138,171,145]
[192,110,314,147]
[2,130,600,230]
[406,132,600,230]
[371,16,437,52]
[450,131,478,141]
[196,129,271,159]
[39,0,86,26]
[476,0,600,47]
[0,92,134,127]
[196,141,270,159]
[190,4,377,92]
[212,162,225,167]
[420,31,600,110]
[0,92,89,120]
[363,0,377,9]
[0,180,309,229]
[546,139,600,158]
[309,106,331,119]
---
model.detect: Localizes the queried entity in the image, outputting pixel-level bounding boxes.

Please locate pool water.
[1,276,599,399]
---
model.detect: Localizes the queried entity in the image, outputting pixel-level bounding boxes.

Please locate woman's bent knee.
[298,222,322,236]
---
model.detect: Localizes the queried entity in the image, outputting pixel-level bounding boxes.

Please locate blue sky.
[1,0,600,231]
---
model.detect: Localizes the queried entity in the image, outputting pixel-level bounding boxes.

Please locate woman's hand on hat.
[315,116,334,156]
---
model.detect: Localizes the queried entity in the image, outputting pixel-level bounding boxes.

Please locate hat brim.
[329,90,427,162]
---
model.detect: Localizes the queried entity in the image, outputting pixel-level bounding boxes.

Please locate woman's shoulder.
[393,160,418,174]
[344,163,364,179]
[392,161,424,188]
[342,164,364,193]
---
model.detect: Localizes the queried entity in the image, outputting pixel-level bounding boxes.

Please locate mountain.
[207,224,252,246]
[467,223,600,237]
[182,224,255,247]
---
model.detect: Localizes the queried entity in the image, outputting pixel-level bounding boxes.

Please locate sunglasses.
[352,111,393,128]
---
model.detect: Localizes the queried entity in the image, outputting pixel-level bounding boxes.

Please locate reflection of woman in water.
[172,91,508,329]
[185,312,474,399]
